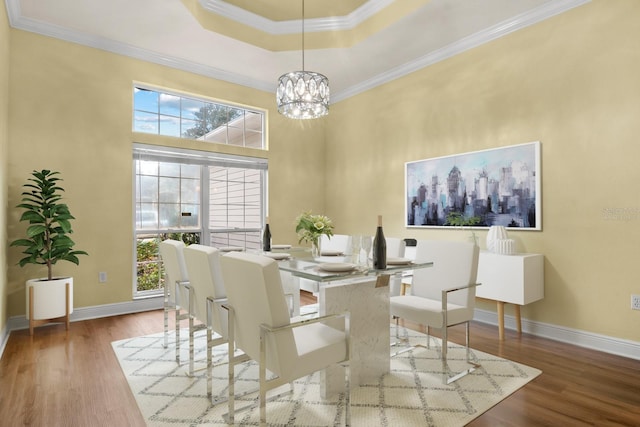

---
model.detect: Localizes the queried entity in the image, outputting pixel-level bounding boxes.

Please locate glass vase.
[311,237,321,258]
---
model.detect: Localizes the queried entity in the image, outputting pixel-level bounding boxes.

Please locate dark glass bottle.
[262,217,271,252]
[373,215,387,269]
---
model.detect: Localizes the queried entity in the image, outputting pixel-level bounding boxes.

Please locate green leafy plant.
[445,212,482,227]
[445,211,482,245]
[295,211,334,244]
[10,170,88,280]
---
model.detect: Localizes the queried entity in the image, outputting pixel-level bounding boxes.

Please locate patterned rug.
[112,325,540,426]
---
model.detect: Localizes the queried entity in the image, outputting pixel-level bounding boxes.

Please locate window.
[133,86,265,149]
[133,145,268,297]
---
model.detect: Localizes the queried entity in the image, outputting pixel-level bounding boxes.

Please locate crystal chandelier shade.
[276,0,329,119]
[277,71,329,119]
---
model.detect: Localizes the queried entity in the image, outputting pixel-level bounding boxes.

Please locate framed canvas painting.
[405,141,541,230]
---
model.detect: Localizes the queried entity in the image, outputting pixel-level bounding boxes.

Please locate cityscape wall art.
[405,141,541,230]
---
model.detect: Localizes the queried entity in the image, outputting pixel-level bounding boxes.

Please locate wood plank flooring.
[1,292,639,426]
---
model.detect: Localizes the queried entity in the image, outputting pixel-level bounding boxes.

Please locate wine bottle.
[262,217,272,252]
[373,215,387,269]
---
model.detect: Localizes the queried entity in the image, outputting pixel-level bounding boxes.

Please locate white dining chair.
[158,239,190,361]
[319,233,351,255]
[390,239,481,384]
[182,244,229,388]
[221,251,350,426]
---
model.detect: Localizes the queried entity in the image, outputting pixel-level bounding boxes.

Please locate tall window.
[133,86,265,149]
[133,149,267,296]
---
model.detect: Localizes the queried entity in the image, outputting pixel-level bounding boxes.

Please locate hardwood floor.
[1,293,639,426]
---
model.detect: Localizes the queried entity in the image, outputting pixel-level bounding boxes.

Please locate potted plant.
[295,211,334,257]
[445,211,482,246]
[10,169,88,334]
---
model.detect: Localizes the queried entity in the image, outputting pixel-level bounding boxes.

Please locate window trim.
[132,143,268,298]
[132,84,267,150]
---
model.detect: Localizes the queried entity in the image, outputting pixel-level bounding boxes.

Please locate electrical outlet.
[99,272,107,283]
[632,294,640,310]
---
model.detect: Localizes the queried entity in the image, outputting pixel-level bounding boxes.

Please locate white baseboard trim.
[3,296,164,341]
[3,301,638,362]
[474,308,640,361]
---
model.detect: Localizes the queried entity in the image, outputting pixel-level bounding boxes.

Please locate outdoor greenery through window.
[133,86,265,149]
[133,146,267,295]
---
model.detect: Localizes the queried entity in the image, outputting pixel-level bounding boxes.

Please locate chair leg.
[344,362,351,427]
[260,331,267,427]
[163,285,170,348]
[206,326,212,397]
[175,303,181,364]
[227,315,236,425]
[441,324,449,384]
[442,321,480,385]
[189,315,195,376]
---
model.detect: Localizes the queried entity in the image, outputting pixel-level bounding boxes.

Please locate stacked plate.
[317,263,357,272]
[263,252,290,260]
[386,257,412,265]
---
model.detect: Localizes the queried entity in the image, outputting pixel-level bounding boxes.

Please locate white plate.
[219,246,245,252]
[320,249,343,256]
[271,244,291,250]
[318,262,356,272]
[263,252,290,260]
[387,257,412,265]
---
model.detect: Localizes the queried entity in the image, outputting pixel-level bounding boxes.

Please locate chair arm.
[441,282,481,311]
[259,311,349,334]
[205,296,228,329]
[173,280,190,307]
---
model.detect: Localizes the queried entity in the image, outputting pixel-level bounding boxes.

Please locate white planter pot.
[26,277,74,320]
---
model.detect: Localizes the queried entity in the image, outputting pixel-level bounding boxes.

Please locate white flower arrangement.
[294,211,334,244]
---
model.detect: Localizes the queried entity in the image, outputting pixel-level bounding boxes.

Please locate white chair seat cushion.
[390,295,472,328]
[285,322,348,380]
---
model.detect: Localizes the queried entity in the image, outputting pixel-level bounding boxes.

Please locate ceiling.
[6,0,588,103]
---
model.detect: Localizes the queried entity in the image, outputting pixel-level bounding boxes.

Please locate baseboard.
[474,308,640,361]
[0,323,9,361]
[0,298,157,360]
[2,301,638,362]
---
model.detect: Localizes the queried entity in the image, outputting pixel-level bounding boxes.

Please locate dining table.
[264,245,433,398]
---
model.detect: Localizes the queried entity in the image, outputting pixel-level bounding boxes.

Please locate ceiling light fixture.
[276,0,329,119]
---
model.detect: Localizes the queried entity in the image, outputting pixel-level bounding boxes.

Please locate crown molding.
[332,0,591,102]
[6,0,591,103]
[198,0,396,34]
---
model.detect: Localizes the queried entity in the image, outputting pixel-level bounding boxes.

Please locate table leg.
[320,278,389,398]
[515,304,522,334]
[497,301,505,340]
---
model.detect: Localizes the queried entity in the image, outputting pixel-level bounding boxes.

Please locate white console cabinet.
[476,251,544,340]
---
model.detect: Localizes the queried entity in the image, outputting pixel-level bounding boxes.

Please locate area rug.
[112,325,540,426]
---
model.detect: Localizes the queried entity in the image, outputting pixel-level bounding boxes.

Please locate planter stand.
[28,280,72,335]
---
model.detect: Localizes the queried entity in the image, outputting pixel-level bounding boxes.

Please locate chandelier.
[276,0,329,119]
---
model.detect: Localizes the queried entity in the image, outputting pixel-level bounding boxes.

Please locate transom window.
[133,86,265,149]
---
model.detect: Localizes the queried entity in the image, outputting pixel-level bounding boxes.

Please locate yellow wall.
[326,0,640,342]
[0,2,10,335]
[6,30,326,317]
[4,0,640,345]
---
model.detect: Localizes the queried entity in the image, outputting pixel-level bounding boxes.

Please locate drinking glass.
[349,235,362,265]
[361,236,372,267]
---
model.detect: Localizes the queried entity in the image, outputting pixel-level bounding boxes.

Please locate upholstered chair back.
[159,239,188,285]
[386,237,406,258]
[221,251,295,377]
[320,234,351,254]
[411,240,479,311]
[183,244,228,338]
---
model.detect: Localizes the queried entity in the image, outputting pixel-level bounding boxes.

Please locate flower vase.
[311,237,321,258]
